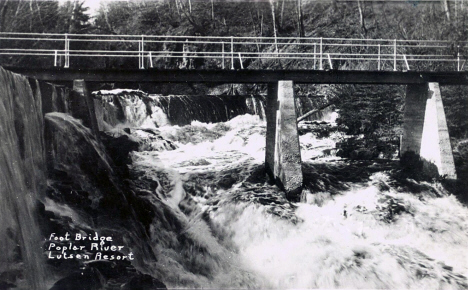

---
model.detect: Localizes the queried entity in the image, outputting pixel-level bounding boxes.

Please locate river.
[98,90,468,289]
[1,73,467,289]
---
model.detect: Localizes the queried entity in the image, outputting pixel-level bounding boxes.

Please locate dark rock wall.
[0,67,167,289]
[0,67,47,289]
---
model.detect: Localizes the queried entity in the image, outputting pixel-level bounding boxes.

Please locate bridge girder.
[6,67,468,85]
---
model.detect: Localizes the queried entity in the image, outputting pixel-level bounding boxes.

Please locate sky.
[82,0,107,15]
[83,0,103,14]
[56,0,107,15]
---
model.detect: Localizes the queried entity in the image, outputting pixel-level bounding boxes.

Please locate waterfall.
[93,89,337,129]
[0,67,47,289]
[93,90,266,128]
[1,66,466,289]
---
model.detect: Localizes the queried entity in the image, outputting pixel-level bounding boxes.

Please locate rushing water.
[2,75,468,289]
[117,92,468,289]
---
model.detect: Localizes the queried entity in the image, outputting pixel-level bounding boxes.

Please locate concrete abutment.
[401,82,457,180]
[265,81,303,201]
[71,80,100,138]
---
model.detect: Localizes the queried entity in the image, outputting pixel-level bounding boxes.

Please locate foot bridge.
[2,33,465,200]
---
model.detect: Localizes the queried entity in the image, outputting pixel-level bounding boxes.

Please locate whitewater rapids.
[127,113,468,289]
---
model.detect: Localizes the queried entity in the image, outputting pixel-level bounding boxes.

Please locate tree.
[297,0,305,37]
[269,0,278,52]
[0,0,94,67]
[0,1,61,33]
[356,0,367,37]
[59,1,91,34]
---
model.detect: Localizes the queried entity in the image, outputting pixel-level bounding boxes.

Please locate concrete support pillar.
[265,81,303,201]
[401,82,457,180]
[93,97,105,131]
[265,83,278,177]
[38,81,56,114]
[71,80,100,137]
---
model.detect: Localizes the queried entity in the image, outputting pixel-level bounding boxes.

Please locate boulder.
[122,274,167,290]
[50,267,105,290]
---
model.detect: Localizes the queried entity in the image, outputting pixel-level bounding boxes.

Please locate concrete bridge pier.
[401,82,457,180]
[265,81,303,201]
[71,80,100,137]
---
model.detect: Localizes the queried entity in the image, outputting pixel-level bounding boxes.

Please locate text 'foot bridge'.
[1,33,463,200]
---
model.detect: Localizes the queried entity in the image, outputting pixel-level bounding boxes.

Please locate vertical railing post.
[378,44,381,71]
[457,45,460,71]
[54,50,58,67]
[64,33,70,68]
[327,53,333,70]
[274,34,278,55]
[142,35,145,69]
[139,35,145,69]
[319,37,323,70]
[403,54,410,71]
[393,39,397,71]
[313,42,316,70]
[182,39,189,69]
[149,51,153,68]
[231,36,234,70]
[238,53,244,69]
[222,41,225,69]
[138,38,141,69]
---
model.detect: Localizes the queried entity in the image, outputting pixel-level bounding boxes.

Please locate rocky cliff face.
[0,67,47,289]
[0,67,169,289]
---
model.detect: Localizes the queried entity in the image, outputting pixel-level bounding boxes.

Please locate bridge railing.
[0,32,465,71]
